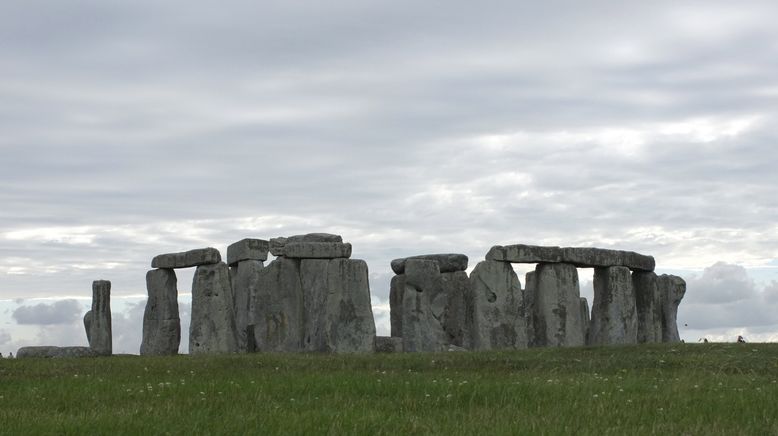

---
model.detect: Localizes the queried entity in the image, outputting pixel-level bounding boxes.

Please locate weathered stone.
[189,262,239,354]
[300,258,376,353]
[580,297,590,344]
[89,280,112,356]
[390,254,469,275]
[658,274,686,343]
[151,248,221,269]
[83,310,92,343]
[269,237,288,256]
[633,271,662,344]
[269,233,343,256]
[401,260,449,352]
[405,258,441,291]
[486,244,655,271]
[439,271,471,348]
[468,260,527,350]
[283,242,352,259]
[232,260,264,352]
[254,257,304,352]
[589,266,638,346]
[533,263,586,347]
[389,274,406,337]
[227,239,269,265]
[374,336,403,353]
[17,346,98,358]
[140,269,181,355]
[524,272,537,347]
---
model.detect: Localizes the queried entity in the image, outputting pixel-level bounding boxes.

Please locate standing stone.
[439,271,470,348]
[389,274,406,337]
[533,263,585,347]
[83,310,92,344]
[658,274,686,343]
[589,266,637,346]
[401,260,449,352]
[141,269,181,355]
[254,257,304,352]
[633,271,661,343]
[189,262,238,354]
[89,280,112,355]
[524,271,537,347]
[232,260,264,352]
[468,260,526,350]
[580,297,590,344]
[374,336,403,353]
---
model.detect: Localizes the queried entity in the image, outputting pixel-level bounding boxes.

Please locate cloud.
[12,299,84,325]
[0,330,11,346]
[684,262,757,304]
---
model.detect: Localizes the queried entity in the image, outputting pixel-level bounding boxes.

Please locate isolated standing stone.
[589,266,637,346]
[89,280,112,355]
[633,271,662,343]
[151,247,221,269]
[533,263,585,347]
[227,239,269,265]
[189,262,239,354]
[141,269,181,355]
[401,260,449,352]
[390,254,468,275]
[468,260,527,350]
[254,257,305,352]
[658,274,686,343]
[232,260,264,352]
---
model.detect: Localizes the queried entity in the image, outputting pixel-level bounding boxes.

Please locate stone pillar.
[468,260,526,350]
[533,263,585,347]
[401,259,449,352]
[89,280,112,355]
[232,260,264,352]
[524,271,537,347]
[589,266,637,346]
[253,257,304,352]
[633,271,661,343]
[189,262,239,354]
[141,269,181,355]
[389,274,406,338]
[658,274,686,343]
[439,271,470,348]
[580,297,590,345]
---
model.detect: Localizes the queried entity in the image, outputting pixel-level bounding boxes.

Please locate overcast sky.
[2,1,777,355]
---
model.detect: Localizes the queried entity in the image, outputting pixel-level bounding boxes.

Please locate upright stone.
[89,280,112,355]
[589,266,637,346]
[524,271,537,347]
[580,297,590,344]
[83,310,92,344]
[389,274,406,337]
[141,269,181,355]
[439,271,471,348]
[468,260,526,350]
[189,262,238,354]
[658,274,686,343]
[254,257,304,352]
[533,263,585,347]
[401,259,449,352]
[633,271,661,344]
[232,260,264,352]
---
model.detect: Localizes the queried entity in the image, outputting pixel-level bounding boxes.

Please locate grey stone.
[589,266,638,346]
[439,271,471,348]
[658,274,686,343]
[389,274,406,337]
[269,234,343,256]
[232,260,264,352]
[141,269,181,355]
[189,262,239,354]
[374,336,403,353]
[468,260,527,350]
[533,263,586,347]
[580,297,590,344]
[254,257,304,352]
[390,254,469,275]
[300,258,376,353]
[524,272,537,347]
[83,310,92,343]
[401,260,449,352]
[486,244,655,271]
[227,239,269,265]
[633,271,662,344]
[269,237,288,257]
[282,242,352,259]
[151,247,221,269]
[17,346,98,358]
[89,280,112,356]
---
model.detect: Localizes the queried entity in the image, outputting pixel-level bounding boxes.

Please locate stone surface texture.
[658,274,686,343]
[17,346,98,358]
[89,280,112,355]
[283,242,352,259]
[151,248,221,269]
[401,260,450,352]
[227,239,269,265]
[468,260,527,350]
[269,233,343,256]
[389,274,406,338]
[83,310,92,344]
[580,298,590,344]
[633,271,662,344]
[524,272,537,347]
[390,253,469,275]
[486,244,655,271]
[374,336,403,353]
[533,263,586,347]
[253,257,305,352]
[189,262,239,354]
[231,260,264,352]
[589,266,638,346]
[141,269,181,355]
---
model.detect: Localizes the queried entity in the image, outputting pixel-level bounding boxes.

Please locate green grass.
[1,343,777,435]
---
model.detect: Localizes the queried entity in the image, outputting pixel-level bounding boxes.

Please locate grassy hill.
[1,343,776,435]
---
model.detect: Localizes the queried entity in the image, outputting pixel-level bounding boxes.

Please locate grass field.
[1,343,777,435]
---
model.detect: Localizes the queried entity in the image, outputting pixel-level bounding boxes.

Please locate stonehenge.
[141,269,180,355]
[86,280,112,355]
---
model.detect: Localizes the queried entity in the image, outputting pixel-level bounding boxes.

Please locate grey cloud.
[12,300,84,325]
[685,262,757,304]
[0,330,11,345]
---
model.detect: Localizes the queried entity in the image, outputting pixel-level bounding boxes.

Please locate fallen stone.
[227,239,269,265]
[524,272,537,347]
[589,266,638,346]
[89,280,112,356]
[390,254,469,275]
[151,247,221,269]
[533,263,586,347]
[389,274,406,338]
[633,271,662,344]
[468,260,527,350]
[83,310,92,344]
[658,274,686,343]
[282,242,352,259]
[141,269,181,355]
[254,257,305,352]
[232,260,264,352]
[401,260,449,352]
[17,346,98,358]
[269,233,343,256]
[374,336,403,353]
[486,244,655,271]
[189,262,239,354]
